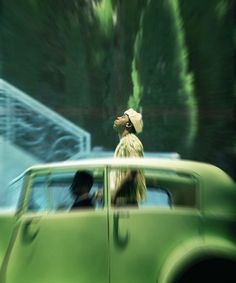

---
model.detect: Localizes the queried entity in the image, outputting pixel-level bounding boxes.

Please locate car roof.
[26,157,228,176]
[13,157,234,185]
[26,157,215,170]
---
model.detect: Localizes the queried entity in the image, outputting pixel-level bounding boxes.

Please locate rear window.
[142,169,198,208]
[110,167,198,209]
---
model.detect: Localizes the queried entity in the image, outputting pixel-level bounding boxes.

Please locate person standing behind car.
[112,108,146,206]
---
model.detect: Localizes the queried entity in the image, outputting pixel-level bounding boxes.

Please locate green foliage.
[130,0,197,155]
[179,0,235,165]
[1,0,235,175]
[1,0,44,95]
[215,0,229,20]
[93,0,113,35]
[98,0,148,147]
[63,15,90,127]
[128,59,143,109]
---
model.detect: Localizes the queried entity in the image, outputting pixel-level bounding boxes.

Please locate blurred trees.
[103,0,148,146]
[180,0,235,175]
[129,0,197,156]
[1,0,235,177]
[1,0,44,95]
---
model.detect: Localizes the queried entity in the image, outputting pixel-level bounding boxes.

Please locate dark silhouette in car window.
[70,171,94,209]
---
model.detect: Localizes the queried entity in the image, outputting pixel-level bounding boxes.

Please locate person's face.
[113,114,129,131]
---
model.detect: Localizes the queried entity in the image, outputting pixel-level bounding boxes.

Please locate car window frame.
[21,166,107,215]
[108,164,200,211]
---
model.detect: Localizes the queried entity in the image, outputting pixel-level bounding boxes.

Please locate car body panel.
[3,211,109,283]
[0,214,16,268]
[109,208,202,283]
[159,232,236,283]
[0,157,235,283]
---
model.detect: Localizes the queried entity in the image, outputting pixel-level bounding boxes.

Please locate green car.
[0,158,236,283]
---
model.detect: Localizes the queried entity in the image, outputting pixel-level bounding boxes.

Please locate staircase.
[0,78,92,190]
[0,79,91,162]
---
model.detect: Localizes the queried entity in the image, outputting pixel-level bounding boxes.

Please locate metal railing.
[0,79,91,162]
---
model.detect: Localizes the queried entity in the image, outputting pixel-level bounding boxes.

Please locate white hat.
[124,108,143,134]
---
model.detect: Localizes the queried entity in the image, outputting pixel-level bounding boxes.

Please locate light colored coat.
[113,133,146,202]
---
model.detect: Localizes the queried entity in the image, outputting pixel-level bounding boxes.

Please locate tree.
[1,0,44,95]
[179,0,235,176]
[129,0,197,156]
[96,0,149,148]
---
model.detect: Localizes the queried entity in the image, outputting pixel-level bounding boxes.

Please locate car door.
[109,165,202,283]
[0,175,25,268]
[1,167,109,283]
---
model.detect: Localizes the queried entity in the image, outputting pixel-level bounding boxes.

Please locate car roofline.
[23,157,221,174]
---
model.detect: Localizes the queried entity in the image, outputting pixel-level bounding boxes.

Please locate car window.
[139,188,172,208]
[27,169,104,213]
[110,167,198,209]
[144,169,198,208]
[28,175,50,212]
[47,172,75,211]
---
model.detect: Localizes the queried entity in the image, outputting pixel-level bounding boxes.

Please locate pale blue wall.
[0,137,40,191]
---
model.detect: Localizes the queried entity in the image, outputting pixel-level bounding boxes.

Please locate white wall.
[0,137,40,191]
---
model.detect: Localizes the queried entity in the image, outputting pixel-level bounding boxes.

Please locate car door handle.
[113,211,129,248]
[22,218,40,242]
